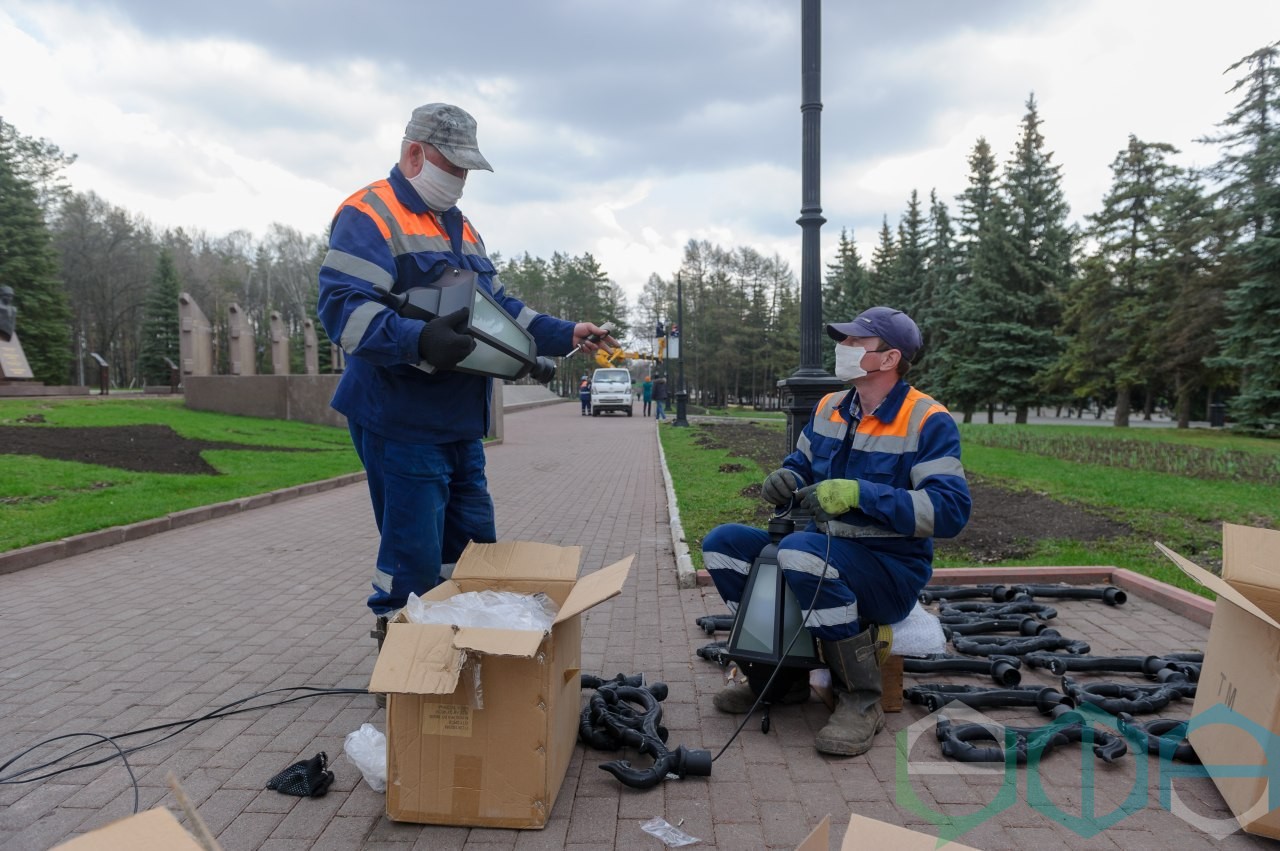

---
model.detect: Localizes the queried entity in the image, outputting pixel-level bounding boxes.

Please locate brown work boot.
[713,674,809,714]
[814,625,892,756]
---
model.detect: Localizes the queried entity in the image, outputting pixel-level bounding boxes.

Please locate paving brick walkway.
[0,401,1269,849]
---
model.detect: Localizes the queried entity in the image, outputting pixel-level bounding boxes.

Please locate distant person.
[641,375,653,417]
[652,374,668,421]
[579,373,591,415]
[701,306,971,756]
[317,102,616,657]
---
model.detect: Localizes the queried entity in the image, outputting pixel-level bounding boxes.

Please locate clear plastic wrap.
[403,590,558,632]
[639,817,701,846]
[342,723,386,792]
[889,601,947,657]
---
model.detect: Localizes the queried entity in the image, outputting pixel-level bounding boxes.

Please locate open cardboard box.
[52,808,212,850]
[798,813,979,850]
[1158,523,1280,839]
[369,540,632,829]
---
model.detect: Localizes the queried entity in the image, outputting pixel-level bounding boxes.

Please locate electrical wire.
[0,685,369,813]
[712,524,834,761]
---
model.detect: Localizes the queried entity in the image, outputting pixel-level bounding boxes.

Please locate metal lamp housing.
[725,518,820,669]
[396,268,539,381]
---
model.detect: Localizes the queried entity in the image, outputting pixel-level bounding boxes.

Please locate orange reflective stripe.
[857,388,942,438]
[461,220,481,246]
[366,183,446,239]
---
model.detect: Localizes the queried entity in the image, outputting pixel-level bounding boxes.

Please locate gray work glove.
[761,468,802,506]
[418,307,477,369]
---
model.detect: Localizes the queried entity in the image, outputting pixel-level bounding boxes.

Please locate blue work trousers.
[702,523,928,641]
[349,423,496,615]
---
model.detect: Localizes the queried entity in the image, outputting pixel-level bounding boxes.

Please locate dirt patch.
[693,421,1134,563]
[0,425,316,475]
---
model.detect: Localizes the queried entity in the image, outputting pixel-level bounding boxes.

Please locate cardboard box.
[369,541,632,829]
[797,813,979,850]
[53,808,211,850]
[809,654,904,713]
[1158,524,1280,839]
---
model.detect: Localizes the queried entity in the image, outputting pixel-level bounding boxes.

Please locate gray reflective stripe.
[373,568,394,593]
[818,519,906,539]
[797,432,814,463]
[855,433,910,455]
[359,190,451,257]
[804,603,860,628]
[812,392,850,439]
[911,456,965,486]
[705,551,751,577]
[341,301,386,351]
[910,490,936,536]
[439,561,457,580]
[778,550,840,580]
[903,396,942,452]
[459,236,485,256]
[323,249,394,294]
[516,306,539,329]
[726,600,739,615]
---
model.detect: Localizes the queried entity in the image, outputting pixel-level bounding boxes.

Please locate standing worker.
[701,307,970,756]
[317,102,617,649]
[579,373,591,416]
[653,373,668,421]
[641,375,653,417]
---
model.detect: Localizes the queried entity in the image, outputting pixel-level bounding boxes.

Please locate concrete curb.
[656,423,698,589]
[0,471,368,577]
[693,560,1213,624]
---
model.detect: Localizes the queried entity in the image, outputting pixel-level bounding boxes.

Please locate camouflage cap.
[404,103,493,172]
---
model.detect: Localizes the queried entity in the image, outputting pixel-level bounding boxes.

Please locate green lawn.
[661,420,1280,598]
[0,398,361,551]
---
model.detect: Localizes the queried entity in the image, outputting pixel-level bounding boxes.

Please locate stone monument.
[269,311,289,375]
[0,285,34,382]
[178,292,213,377]
[227,303,256,376]
[303,319,319,375]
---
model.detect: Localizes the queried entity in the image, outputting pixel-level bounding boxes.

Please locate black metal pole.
[776,0,842,450]
[673,272,689,427]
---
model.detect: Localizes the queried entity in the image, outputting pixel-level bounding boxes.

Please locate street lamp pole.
[673,272,689,427]
[776,0,842,449]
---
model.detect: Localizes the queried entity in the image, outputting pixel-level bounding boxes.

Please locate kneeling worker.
[701,307,971,755]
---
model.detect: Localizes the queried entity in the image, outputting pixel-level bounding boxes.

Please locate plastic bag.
[404,589,558,632]
[640,817,700,846]
[888,601,947,657]
[343,723,386,792]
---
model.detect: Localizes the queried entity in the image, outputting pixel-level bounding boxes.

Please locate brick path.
[0,400,1269,849]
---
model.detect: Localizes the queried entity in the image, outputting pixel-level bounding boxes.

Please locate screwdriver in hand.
[564,321,616,359]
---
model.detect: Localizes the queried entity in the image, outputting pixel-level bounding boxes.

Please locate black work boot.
[370,616,388,708]
[815,625,892,756]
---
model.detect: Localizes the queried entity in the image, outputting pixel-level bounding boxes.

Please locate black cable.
[713,527,833,761]
[0,685,368,808]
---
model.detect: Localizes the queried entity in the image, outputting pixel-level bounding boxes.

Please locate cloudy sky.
[2,1,1276,304]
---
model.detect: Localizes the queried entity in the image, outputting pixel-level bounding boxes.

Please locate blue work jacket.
[317,167,575,443]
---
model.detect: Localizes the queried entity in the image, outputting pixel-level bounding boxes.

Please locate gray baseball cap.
[404,103,493,172]
[826,306,923,360]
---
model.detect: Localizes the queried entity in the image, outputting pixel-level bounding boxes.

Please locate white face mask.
[834,344,868,381]
[408,157,466,211]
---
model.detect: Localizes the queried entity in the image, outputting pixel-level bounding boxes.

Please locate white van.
[590,368,633,417]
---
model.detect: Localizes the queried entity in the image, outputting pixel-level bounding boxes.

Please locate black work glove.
[266,751,335,797]
[418,307,477,369]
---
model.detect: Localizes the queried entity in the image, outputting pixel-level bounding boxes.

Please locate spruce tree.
[821,228,865,372]
[1202,42,1280,430]
[867,218,896,307]
[888,190,927,317]
[138,248,182,385]
[915,191,960,392]
[0,121,72,384]
[944,137,1008,420]
[997,94,1073,422]
[1058,136,1181,426]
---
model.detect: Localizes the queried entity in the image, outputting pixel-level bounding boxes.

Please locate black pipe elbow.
[991,657,1021,686]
